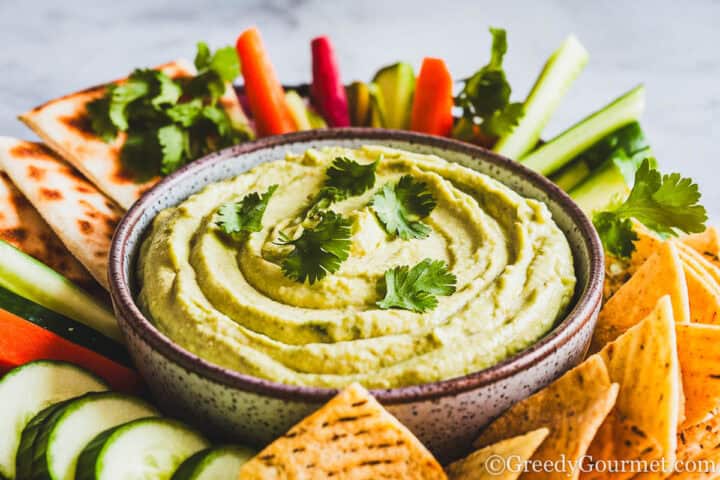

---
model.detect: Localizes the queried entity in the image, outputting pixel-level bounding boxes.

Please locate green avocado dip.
[137,145,576,389]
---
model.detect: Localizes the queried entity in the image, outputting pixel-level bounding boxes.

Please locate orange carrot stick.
[236,27,297,136]
[410,57,454,136]
[0,308,143,393]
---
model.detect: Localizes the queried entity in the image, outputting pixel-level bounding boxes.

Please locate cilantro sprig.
[304,156,378,219]
[216,185,278,242]
[377,259,457,313]
[454,27,524,140]
[372,175,436,240]
[279,211,352,284]
[87,42,249,180]
[594,159,707,257]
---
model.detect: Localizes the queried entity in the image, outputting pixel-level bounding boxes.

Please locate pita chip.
[19,61,247,209]
[583,296,682,480]
[682,227,720,268]
[677,323,720,429]
[473,355,619,480]
[674,414,720,479]
[446,428,549,480]
[676,247,720,324]
[0,170,100,293]
[590,241,689,352]
[239,383,446,480]
[0,138,122,289]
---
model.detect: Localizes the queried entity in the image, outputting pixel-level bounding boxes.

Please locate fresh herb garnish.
[216,185,278,241]
[87,42,249,179]
[377,259,457,313]
[279,211,352,284]
[454,27,524,139]
[594,159,707,257]
[304,156,378,219]
[371,175,436,240]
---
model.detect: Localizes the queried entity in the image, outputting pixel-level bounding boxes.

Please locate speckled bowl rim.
[109,128,604,405]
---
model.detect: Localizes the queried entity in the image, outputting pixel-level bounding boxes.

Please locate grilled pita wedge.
[0,138,122,289]
[0,169,100,294]
[19,60,247,209]
[239,383,446,479]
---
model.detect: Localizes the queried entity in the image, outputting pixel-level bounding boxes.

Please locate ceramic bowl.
[109,128,604,462]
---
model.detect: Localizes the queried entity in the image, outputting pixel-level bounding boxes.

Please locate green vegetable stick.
[494,35,589,160]
[521,85,646,176]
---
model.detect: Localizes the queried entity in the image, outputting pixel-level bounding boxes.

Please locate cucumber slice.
[171,446,255,480]
[0,361,107,479]
[0,285,131,367]
[0,240,121,341]
[521,85,646,176]
[76,418,210,480]
[494,35,589,159]
[28,392,157,480]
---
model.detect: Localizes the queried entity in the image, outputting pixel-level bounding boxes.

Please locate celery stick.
[521,85,646,176]
[494,35,589,160]
[0,240,121,341]
[551,161,593,192]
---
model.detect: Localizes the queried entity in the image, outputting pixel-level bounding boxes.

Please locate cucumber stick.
[171,446,255,480]
[0,361,107,479]
[23,392,157,480]
[76,418,210,480]
[494,35,589,159]
[521,85,646,176]
[0,240,121,341]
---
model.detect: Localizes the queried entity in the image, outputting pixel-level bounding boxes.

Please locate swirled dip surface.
[138,146,576,388]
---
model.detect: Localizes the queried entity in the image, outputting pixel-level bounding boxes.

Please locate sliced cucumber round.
[76,418,210,480]
[171,446,256,480]
[28,392,157,480]
[0,361,107,479]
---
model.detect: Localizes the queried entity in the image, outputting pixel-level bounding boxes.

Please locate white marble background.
[1,0,718,219]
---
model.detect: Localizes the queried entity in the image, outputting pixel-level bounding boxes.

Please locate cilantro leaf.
[280,211,352,284]
[454,27,524,138]
[86,96,117,142]
[377,259,457,313]
[157,124,187,175]
[216,185,278,241]
[593,159,707,257]
[323,157,378,199]
[372,175,436,240]
[194,42,212,71]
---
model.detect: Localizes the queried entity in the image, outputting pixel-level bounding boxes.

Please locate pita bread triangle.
[446,428,549,480]
[583,296,681,480]
[473,355,619,480]
[591,241,689,352]
[239,383,446,480]
[19,60,246,209]
[0,137,122,289]
[0,169,100,294]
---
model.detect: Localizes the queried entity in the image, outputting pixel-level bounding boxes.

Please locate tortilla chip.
[676,248,720,324]
[446,428,549,480]
[473,355,619,480]
[239,383,446,480]
[19,61,247,210]
[582,296,681,480]
[682,227,720,268]
[590,241,689,352]
[0,138,122,289]
[677,323,720,429]
[0,169,101,292]
[677,414,720,463]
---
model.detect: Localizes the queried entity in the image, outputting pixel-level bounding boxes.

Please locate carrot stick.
[311,36,350,127]
[410,57,454,136]
[236,27,297,136]
[0,308,143,393]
